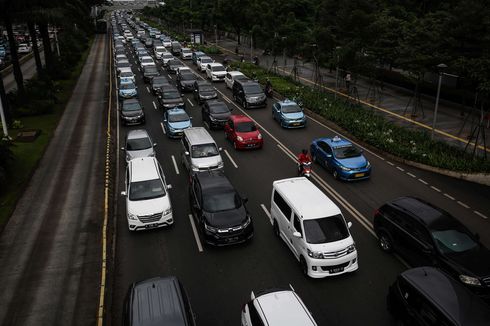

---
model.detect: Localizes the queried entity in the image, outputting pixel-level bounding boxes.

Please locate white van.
[270,177,358,278]
[181,127,224,172]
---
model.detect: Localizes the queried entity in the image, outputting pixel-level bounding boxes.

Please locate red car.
[224,115,263,150]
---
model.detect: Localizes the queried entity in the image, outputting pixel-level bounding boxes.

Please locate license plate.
[293,123,301,126]
[247,144,255,148]
[145,223,158,229]
[354,173,365,178]
[329,267,344,273]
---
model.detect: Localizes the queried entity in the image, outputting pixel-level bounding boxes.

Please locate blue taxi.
[163,108,192,138]
[272,99,306,128]
[310,136,371,180]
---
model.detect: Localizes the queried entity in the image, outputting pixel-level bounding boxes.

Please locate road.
[0,35,107,325]
[2,51,45,93]
[111,29,490,325]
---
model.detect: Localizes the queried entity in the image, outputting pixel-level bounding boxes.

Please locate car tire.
[333,169,339,180]
[378,232,394,253]
[300,256,308,277]
[273,220,279,237]
[312,153,317,163]
[233,141,238,150]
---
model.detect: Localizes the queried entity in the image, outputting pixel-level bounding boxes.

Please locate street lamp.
[0,96,9,140]
[431,63,448,140]
[282,37,287,66]
[214,24,218,46]
[334,46,341,99]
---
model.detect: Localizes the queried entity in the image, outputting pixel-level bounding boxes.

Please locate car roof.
[167,107,187,115]
[315,136,352,148]
[230,114,253,123]
[130,276,191,326]
[389,196,454,228]
[401,267,490,326]
[278,99,300,107]
[236,79,259,87]
[199,56,213,61]
[127,129,150,140]
[195,80,212,87]
[193,51,205,55]
[228,71,245,77]
[195,170,234,193]
[273,177,341,219]
[254,290,317,326]
[119,68,133,74]
[129,157,159,182]
[123,98,140,104]
[208,62,224,68]
[183,127,215,146]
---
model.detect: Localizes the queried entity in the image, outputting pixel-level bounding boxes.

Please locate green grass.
[0,39,93,228]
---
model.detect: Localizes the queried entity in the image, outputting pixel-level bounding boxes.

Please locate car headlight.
[191,165,199,172]
[128,213,137,220]
[307,248,324,259]
[209,116,217,122]
[339,165,351,171]
[204,223,219,233]
[459,275,481,286]
[257,133,262,139]
[242,216,251,228]
[218,161,224,168]
[163,208,172,215]
[346,243,356,254]
[236,136,243,141]
[366,161,371,169]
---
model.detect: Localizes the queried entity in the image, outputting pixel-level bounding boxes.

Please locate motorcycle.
[264,84,273,98]
[298,161,312,178]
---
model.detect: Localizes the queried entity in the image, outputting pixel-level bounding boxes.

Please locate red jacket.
[297,153,311,164]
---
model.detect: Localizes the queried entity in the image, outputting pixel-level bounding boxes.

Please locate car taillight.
[374,209,380,217]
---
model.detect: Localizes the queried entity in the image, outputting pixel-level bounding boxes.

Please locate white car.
[162,38,172,48]
[139,56,155,69]
[153,46,167,59]
[122,129,156,163]
[160,52,174,66]
[116,35,126,44]
[241,287,317,326]
[176,66,191,75]
[180,47,193,60]
[121,157,173,231]
[115,54,128,62]
[206,63,227,82]
[225,71,246,89]
[197,56,214,72]
[17,43,32,54]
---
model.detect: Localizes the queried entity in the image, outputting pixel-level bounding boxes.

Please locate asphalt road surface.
[111,30,490,326]
[0,35,107,325]
[3,51,46,93]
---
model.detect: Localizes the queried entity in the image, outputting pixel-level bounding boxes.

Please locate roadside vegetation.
[0,0,103,228]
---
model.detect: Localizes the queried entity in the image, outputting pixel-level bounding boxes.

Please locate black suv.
[151,76,170,95]
[189,170,253,246]
[374,196,490,299]
[123,276,196,326]
[142,65,160,83]
[157,85,185,110]
[193,80,218,104]
[387,267,490,325]
[202,99,232,129]
[232,79,266,109]
[176,71,197,92]
[120,98,145,125]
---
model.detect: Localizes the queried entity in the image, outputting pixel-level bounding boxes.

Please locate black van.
[388,267,490,326]
[123,276,196,326]
[232,79,267,109]
[171,41,182,56]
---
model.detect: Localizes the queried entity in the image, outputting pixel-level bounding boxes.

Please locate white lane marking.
[457,201,470,209]
[260,204,272,222]
[187,98,194,107]
[430,186,441,192]
[168,74,172,79]
[146,86,150,93]
[138,67,141,72]
[474,211,488,219]
[224,149,238,168]
[386,161,395,166]
[171,155,180,175]
[188,214,204,252]
[396,166,405,172]
[407,172,416,178]
[443,193,455,200]
[152,101,157,110]
[160,122,166,135]
[223,96,231,103]
[418,178,428,185]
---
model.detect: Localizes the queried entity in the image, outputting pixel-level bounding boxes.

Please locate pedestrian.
[345,72,351,93]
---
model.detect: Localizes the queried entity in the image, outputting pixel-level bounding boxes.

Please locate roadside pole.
[0,96,9,140]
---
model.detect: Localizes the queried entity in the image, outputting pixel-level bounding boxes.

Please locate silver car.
[122,129,156,163]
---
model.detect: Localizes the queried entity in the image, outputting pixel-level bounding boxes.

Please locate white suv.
[206,63,227,81]
[241,287,317,326]
[270,177,358,278]
[121,157,173,231]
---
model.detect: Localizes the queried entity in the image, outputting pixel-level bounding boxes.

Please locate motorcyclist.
[297,149,311,175]
[265,78,273,97]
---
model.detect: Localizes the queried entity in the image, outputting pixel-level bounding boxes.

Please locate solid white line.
[386,161,395,166]
[138,67,141,72]
[443,193,455,200]
[146,86,150,93]
[188,214,204,252]
[430,186,442,192]
[224,149,238,168]
[474,210,488,219]
[260,204,271,221]
[418,178,428,185]
[171,155,180,175]
[407,172,416,178]
[396,166,405,172]
[152,101,157,110]
[223,95,231,103]
[187,98,194,107]
[167,74,172,79]
[160,122,166,134]
[457,201,470,209]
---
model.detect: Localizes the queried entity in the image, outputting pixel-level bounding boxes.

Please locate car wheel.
[300,256,308,276]
[273,221,279,237]
[312,153,317,163]
[233,141,238,150]
[333,169,339,179]
[378,232,394,253]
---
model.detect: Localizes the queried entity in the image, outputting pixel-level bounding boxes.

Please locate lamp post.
[334,46,341,99]
[214,24,218,46]
[250,30,253,62]
[282,36,286,66]
[431,63,448,140]
[0,96,9,140]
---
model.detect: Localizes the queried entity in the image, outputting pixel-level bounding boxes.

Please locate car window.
[129,179,165,200]
[333,145,362,159]
[431,226,479,254]
[203,190,240,212]
[168,112,189,122]
[273,191,292,220]
[191,143,219,158]
[127,137,151,150]
[236,122,257,132]
[281,104,302,113]
[293,214,302,234]
[209,104,229,114]
[318,141,331,153]
[303,214,349,244]
[248,302,265,326]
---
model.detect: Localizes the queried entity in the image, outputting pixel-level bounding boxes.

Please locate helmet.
[302,149,308,155]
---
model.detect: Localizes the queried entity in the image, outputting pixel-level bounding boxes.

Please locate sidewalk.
[212,37,490,154]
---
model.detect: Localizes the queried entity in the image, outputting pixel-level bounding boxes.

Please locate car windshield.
[180,74,195,81]
[201,58,213,63]
[210,104,229,114]
[145,67,158,74]
[244,84,263,94]
[203,190,240,213]
[168,112,189,122]
[282,104,302,113]
[431,223,479,254]
[212,66,225,72]
[120,83,135,90]
[129,179,165,201]
[170,61,183,67]
[191,143,219,158]
[303,214,349,244]
[142,58,153,63]
[155,47,165,52]
[333,145,362,159]
[152,77,167,86]
[120,72,134,78]
[200,86,214,92]
[163,91,180,99]
[182,49,191,54]
[123,101,141,111]
[162,53,173,58]
[118,62,131,68]
[127,137,151,150]
[236,122,257,132]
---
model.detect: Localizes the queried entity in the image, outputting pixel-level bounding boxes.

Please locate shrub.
[0,140,14,191]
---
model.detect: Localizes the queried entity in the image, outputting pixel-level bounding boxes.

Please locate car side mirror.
[120,191,127,196]
[185,151,190,156]
[347,221,352,228]
[163,119,167,122]
[293,231,302,238]
[218,147,223,152]
[167,184,172,190]
[326,154,332,158]
[189,116,193,119]
[120,147,125,150]
[153,143,157,146]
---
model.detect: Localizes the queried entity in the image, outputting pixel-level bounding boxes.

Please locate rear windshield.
[244,84,263,94]
[168,112,189,122]
[191,143,219,158]
[127,137,151,150]
[120,71,134,78]
[212,65,225,72]
[236,122,257,132]
[180,73,195,81]
[201,58,213,63]
[282,104,302,113]
[163,91,180,99]
[303,214,349,244]
[129,179,165,201]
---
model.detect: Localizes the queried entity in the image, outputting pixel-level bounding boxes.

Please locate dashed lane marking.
[188,214,204,252]
[457,201,470,209]
[224,149,238,168]
[406,172,416,178]
[160,122,166,135]
[146,86,150,93]
[443,193,455,200]
[418,178,428,185]
[171,155,180,175]
[474,211,488,219]
[187,98,194,107]
[430,186,442,192]
[396,166,405,172]
[152,101,157,110]
[386,161,395,166]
